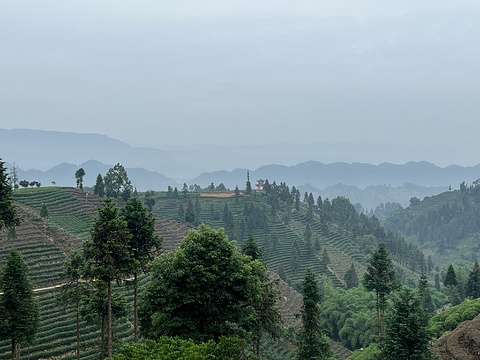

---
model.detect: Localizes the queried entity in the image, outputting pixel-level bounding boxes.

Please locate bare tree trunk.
[108,281,113,359]
[11,339,15,360]
[101,316,105,360]
[134,273,138,343]
[16,342,20,360]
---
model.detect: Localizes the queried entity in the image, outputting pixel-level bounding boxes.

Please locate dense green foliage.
[139,225,274,344]
[4,183,444,359]
[83,199,132,358]
[93,173,105,198]
[0,249,40,359]
[444,265,457,287]
[343,263,359,289]
[466,260,480,298]
[242,233,264,262]
[241,234,281,357]
[112,337,247,360]
[121,198,162,342]
[380,288,434,360]
[362,243,397,335]
[0,158,20,231]
[104,163,133,201]
[296,268,331,360]
[321,282,377,350]
[429,298,480,337]
[349,343,381,360]
[373,202,402,221]
[417,274,435,316]
[384,184,480,263]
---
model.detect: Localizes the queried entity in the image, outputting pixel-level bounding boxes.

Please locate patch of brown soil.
[434,313,480,359]
[153,215,190,252]
[199,192,235,197]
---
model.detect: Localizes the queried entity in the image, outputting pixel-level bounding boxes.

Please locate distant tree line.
[18,180,41,188]
[93,163,133,202]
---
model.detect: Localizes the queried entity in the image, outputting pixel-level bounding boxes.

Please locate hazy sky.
[2,1,480,166]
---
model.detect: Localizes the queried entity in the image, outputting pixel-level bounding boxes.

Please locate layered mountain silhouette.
[2,128,480,209]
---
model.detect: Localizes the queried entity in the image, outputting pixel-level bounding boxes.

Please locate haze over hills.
[2,128,480,209]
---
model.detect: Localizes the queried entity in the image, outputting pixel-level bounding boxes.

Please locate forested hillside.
[151,180,427,289]
[384,180,480,268]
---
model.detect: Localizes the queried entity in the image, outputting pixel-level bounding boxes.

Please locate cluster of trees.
[355,243,438,359]
[239,202,270,240]
[93,163,133,201]
[321,281,377,350]
[201,182,230,192]
[0,159,21,231]
[256,179,428,274]
[139,226,282,357]
[58,197,161,359]
[55,179,333,360]
[5,163,40,190]
[6,157,476,359]
[436,261,480,306]
[177,197,201,226]
[165,182,231,200]
[18,180,41,188]
[372,202,402,221]
[72,201,333,359]
[385,180,480,254]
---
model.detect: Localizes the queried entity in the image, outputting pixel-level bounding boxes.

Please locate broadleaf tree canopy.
[139,224,265,343]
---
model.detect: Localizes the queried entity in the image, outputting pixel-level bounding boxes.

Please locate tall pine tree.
[0,250,40,360]
[121,198,162,343]
[466,260,480,299]
[344,263,359,289]
[381,288,434,360]
[0,158,21,231]
[362,243,397,336]
[296,268,331,360]
[245,170,252,195]
[93,173,105,198]
[83,199,132,358]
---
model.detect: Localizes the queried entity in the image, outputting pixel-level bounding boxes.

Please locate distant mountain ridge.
[2,128,480,209]
[6,160,180,191]
[0,128,192,179]
[192,161,480,190]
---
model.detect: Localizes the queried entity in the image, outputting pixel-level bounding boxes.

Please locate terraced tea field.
[0,187,355,359]
[151,193,364,289]
[0,188,192,359]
